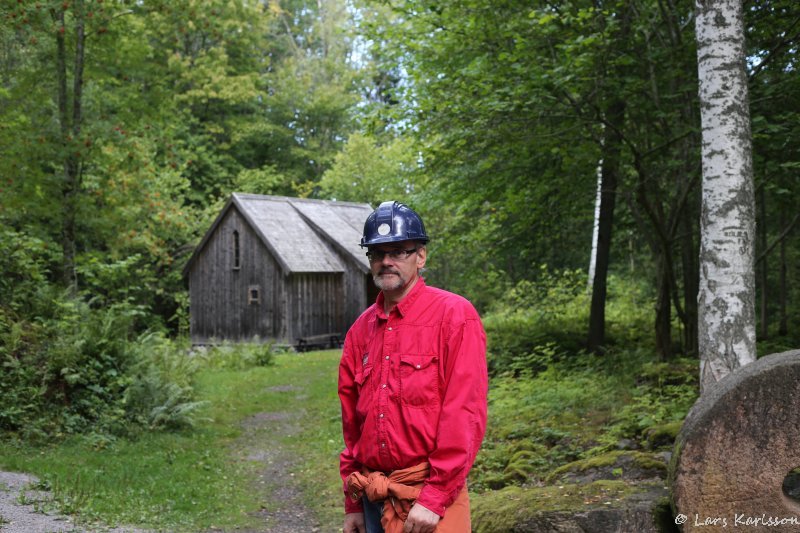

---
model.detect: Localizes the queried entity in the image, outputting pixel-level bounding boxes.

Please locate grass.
[0,349,346,532]
[195,349,345,529]
[0,422,257,530]
[1,431,248,529]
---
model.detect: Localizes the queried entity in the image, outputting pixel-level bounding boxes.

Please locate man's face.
[368,241,427,292]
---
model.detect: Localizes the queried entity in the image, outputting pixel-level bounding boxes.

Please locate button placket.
[378,318,395,457]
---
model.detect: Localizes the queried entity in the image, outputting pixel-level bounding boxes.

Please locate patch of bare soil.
[226,400,324,533]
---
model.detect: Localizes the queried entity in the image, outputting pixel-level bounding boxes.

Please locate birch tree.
[695,0,757,393]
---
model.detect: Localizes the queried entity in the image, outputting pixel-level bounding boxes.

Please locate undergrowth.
[471,270,698,492]
[469,348,698,492]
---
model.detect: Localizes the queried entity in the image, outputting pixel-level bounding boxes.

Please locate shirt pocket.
[355,365,373,419]
[399,355,439,408]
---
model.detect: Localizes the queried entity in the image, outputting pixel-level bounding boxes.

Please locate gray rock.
[670,349,800,532]
[512,485,670,533]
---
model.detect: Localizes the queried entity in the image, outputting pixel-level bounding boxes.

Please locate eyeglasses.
[366,248,418,262]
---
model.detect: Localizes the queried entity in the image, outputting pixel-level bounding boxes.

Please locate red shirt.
[338,278,488,517]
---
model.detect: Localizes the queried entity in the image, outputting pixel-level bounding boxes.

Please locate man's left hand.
[403,502,441,533]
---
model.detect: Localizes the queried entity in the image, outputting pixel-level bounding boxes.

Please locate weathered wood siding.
[286,273,345,341]
[189,209,285,343]
[341,266,371,327]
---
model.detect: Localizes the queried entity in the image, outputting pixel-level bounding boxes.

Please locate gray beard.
[373,272,406,291]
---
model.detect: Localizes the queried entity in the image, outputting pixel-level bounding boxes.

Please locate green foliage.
[123,333,207,432]
[483,268,653,375]
[192,341,277,370]
[319,132,418,205]
[0,349,347,531]
[483,268,588,375]
[0,295,203,440]
[604,357,698,445]
[0,228,59,315]
[470,346,697,492]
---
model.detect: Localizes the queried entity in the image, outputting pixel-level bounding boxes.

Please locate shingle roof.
[183,193,373,276]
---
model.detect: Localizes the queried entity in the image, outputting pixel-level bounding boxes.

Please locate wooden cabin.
[183,193,378,346]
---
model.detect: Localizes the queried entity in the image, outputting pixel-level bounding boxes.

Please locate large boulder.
[670,349,800,532]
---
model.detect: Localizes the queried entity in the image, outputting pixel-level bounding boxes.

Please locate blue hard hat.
[360,201,429,247]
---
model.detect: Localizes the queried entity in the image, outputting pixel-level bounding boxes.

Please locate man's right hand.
[343,512,366,533]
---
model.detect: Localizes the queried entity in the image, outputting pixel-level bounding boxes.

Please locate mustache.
[377,268,400,276]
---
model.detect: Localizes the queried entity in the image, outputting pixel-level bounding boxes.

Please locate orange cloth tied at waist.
[346,462,430,533]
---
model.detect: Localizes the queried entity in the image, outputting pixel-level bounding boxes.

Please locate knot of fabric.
[346,462,430,533]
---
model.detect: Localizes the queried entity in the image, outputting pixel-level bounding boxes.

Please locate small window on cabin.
[232,230,241,270]
[248,285,260,305]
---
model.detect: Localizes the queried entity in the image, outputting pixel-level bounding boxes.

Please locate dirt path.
[224,384,324,533]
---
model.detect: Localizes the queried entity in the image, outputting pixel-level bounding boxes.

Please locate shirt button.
[416,364,421,369]
[385,356,390,360]
[382,384,387,388]
[379,413,384,418]
[381,442,386,448]
[388,327,393,331]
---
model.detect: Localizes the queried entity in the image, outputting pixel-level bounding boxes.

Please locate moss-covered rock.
[642,421,682,450]
[471,481,669,533]
[545,450,667,484]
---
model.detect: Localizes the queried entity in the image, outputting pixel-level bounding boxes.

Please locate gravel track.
[0,471,146,533]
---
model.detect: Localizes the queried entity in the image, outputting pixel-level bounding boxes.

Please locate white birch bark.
[695,0,756,394]
[588,161,602,289]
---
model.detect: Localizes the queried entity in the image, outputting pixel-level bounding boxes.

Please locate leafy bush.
[0,295,204,440]
[0,228,59,316]
[482,268,589,375]
[122,333,207,432]
[603,355,698,445]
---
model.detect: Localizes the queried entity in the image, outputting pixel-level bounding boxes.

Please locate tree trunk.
[655,251,673,360]
[680,203,699,357]
[588,165,601,289]
[695,0,757,393]
[588,100,625,353]
[54,2,86,293]
[779,208,788,336]
[758,187,768,339]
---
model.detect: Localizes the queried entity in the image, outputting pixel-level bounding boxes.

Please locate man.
[339,201,488,533]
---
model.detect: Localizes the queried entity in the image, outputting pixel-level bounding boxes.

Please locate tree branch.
[756,213,800,265]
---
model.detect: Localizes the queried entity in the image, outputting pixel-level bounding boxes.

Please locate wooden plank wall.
[189,209,285,343]
[287,272,345,341]
[343,268,370,327]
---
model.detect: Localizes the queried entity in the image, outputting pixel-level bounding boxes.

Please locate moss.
[643,421,683,449]
[498,449,541,485]
[545,451,666,483]
[471,480,644,533]
[509,440,540,453]
[630,452,668,472]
